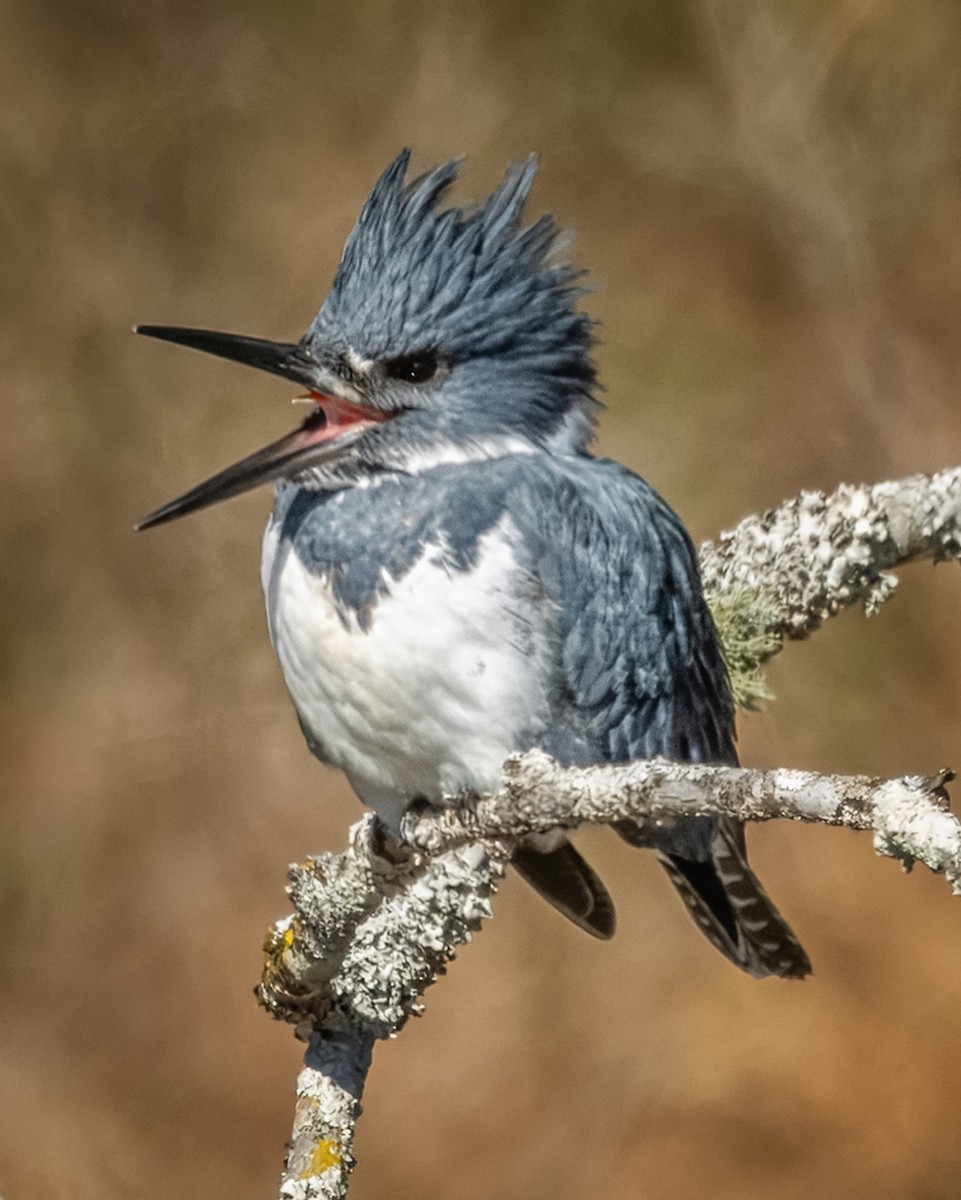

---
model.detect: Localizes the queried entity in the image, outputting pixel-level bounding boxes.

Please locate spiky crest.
[307,151,592,375]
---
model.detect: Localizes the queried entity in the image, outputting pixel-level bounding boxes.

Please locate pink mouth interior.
[300,391,391,445]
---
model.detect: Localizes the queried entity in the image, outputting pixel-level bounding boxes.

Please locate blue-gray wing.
[512,457,736,771]
[508,457,810,978]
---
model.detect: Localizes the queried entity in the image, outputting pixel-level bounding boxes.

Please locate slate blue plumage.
[137,151,811,978]
[274,455,730,762]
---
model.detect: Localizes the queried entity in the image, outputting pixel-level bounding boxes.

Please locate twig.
[700,466,961,641]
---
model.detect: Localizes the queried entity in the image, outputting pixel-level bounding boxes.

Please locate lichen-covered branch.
[262,753,960,1199]
[402,751,960,888]
[262,467,961,1200]
[278,1018,373,1200]
[262,822,510,1198]
[701,467,961,704]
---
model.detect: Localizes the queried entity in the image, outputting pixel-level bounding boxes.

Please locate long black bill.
[135,325,384,531]
[136,410,371,530]
[135,325,320,390]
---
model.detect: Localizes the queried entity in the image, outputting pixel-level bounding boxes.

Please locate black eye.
[384,351,439,384]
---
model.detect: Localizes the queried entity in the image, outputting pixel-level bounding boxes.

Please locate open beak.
[135,326,390,530]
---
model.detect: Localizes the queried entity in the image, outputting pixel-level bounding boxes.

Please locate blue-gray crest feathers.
[309,151,595,380]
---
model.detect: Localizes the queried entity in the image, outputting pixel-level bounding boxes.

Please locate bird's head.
[137,150,597,528]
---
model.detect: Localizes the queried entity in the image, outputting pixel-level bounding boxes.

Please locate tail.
[513,839,616,940]
[514,823,809,977]
[657,820,811,979]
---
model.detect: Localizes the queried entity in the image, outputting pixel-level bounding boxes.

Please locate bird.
[136,150,810,979]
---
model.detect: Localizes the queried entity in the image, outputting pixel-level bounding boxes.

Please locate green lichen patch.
[707,587,783,711]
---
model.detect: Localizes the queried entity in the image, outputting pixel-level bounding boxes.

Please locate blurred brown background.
[3,1,961,1197]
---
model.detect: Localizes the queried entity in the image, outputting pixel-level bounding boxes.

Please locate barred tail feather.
[659,820,811,979]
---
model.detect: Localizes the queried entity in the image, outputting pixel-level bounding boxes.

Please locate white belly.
[262,495,555,831]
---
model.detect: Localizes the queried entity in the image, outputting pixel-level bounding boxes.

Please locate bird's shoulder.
[502,452,704,602]
[502,453,736,764]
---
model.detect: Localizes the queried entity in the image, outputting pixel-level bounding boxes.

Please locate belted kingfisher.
[137,151,810,978]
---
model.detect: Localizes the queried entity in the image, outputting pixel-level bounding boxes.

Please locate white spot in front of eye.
[346,348,376,375]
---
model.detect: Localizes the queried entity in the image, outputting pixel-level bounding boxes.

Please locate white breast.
[261,491,556,831]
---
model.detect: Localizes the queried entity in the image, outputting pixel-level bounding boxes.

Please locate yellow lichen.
[299,1139,342,1178]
